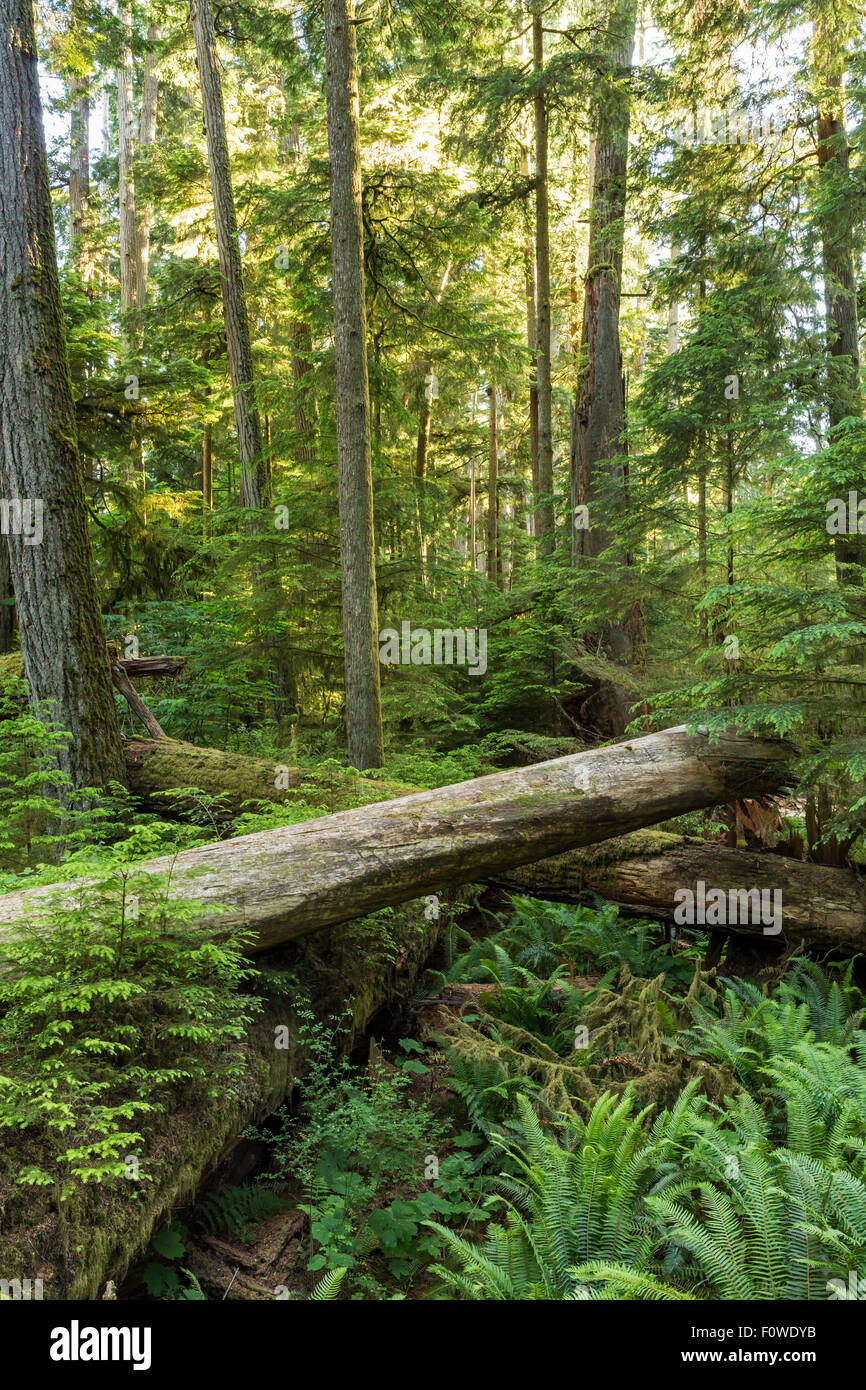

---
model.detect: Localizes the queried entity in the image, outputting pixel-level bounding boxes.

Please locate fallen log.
[0,726,791,953]
[491,830,866,953]
[0,897,442,1300]
[122,736,411,814]
[0,649,185,689]
[109,647,169,741]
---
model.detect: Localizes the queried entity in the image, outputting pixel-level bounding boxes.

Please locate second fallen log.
[0,725,790,952]
[491,830,866,953]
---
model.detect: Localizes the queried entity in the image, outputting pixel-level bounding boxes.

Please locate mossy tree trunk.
[494,830,866,954]
[324,0,385,770]
[571,0,638,736]
[0,0,125,792]
[0,898,442,1300]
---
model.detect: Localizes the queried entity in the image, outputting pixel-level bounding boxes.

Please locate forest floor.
[114,872,854,1303]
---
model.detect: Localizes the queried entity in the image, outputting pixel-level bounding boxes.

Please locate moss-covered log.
[493,830,866,953]
[123,736,411,814]
[0,726,791,954]
[0,898,442,1300]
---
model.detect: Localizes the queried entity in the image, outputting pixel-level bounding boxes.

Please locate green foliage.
[430,958,866,1300]
[0,867,258,1195]
[441,895,699,987]
[195,1184,294,1241]
[263,1006,484,1286]
[427,1086,702,1299]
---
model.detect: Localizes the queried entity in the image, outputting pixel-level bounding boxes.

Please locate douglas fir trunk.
[0,0,124,791]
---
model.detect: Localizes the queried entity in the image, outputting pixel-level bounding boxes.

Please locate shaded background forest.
[13,0,864,845]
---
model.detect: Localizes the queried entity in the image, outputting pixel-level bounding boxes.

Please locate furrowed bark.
[324,0,385,769]
[570,0,638,736]
[0,0,125,792]
[0,538,13,653]
[0,727,790,952]
[491,830,866,953]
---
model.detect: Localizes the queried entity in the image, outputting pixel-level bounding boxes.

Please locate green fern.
[309,1268,347,1301]
[195,1183,293,1241]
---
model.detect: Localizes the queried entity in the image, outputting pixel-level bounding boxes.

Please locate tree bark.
[0,536,13,653]
[492,830,866,954]
[136,22,160,310]
[573,0,636,563]
[290,318,318,463]
[116,4,139,328]
[201,423,213,511]
[487,382,499,584]
[0,897,441,1299]
[324,0,384,769]
[0,727,791,951]
[532,9,554,555]
[121,735,408,815]
[0,0,125,791]
[571,0,637,737]
[69,83,91,276]
[117,3,144,493]
[811,12,864,584]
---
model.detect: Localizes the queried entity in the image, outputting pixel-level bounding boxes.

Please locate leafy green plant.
[265,1007,483,1282]
[426,1086,703,1299]
[0,866,258,1195]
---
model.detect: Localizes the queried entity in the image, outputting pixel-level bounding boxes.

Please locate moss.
[497,831,685,896]
[0,653,24,688]
[0,894,444,1299]
[440,963,734,1123]
[129,739,414,817]
[580,966,733,1111]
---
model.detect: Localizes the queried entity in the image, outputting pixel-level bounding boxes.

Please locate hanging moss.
[440,963,734,1122]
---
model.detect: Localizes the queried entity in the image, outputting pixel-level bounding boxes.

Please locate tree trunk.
[0,537,14,653]
[0,727,791,951]
[492,830,866,954]
[487,382,499,584]
[811,12,864,584]
[0,0,125,791]
[116,3,139,329]
[667,241,679,354]
[117,3,144,493]
[573,0,636,563]
[571,0,637,737]
[324,0,384,769]
[190,0,296,726]
[136,22,160,310]
[69,83,91,278]
[290,318,318,463]
[122,736,408,815]
[0,896,441,1299]
[532,9,555,556]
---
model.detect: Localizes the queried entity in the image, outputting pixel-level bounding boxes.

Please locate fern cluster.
[429,893,866,1301]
